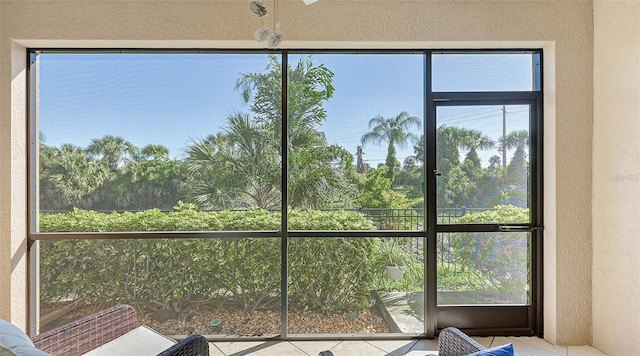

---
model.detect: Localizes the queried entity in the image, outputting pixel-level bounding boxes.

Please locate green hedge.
[446,205,530,302]
[39,208,377,313]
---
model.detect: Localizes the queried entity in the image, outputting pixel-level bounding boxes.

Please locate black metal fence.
[353,207,493,230]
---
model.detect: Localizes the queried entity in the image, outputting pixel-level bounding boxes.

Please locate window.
[29,49,542,339]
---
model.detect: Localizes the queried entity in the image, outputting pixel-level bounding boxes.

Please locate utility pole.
[356,145,366,174]
[502,105,507,168]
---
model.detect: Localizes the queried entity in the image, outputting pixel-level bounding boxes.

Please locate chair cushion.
[468,343,514,356]
[81,325,175,356]
[0,319,51,356]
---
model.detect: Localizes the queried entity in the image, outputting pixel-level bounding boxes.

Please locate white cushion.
[0,319,51,356]
[82,325,175,356]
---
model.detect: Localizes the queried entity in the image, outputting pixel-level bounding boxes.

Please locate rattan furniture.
[31,304,208,356]
[438,327,486,356]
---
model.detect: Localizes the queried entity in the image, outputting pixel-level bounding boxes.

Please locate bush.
[444,205,530,303]
[39,208,377,313]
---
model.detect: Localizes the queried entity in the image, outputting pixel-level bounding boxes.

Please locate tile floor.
[207,336,608,356]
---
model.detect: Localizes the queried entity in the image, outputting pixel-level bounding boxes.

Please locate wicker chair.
[31,304,209,356]
[438,327,486,356]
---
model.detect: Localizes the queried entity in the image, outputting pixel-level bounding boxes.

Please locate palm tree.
[139,144,170,160]
[41,144,110,210]
[433,126,494,208]
[360,111,421,180]
[488,155,502,172]
[235,55,333,149]
[459,130,495,180]
[124,144,184,210]
[499,130,529,207]
[288,144,356,209]
[185,56,355,210]
[499,130,529,181]
[185,113,280,210]
[500,130,529,157]
[87,135,136,171]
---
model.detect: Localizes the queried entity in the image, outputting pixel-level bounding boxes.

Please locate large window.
[29,50,542,339]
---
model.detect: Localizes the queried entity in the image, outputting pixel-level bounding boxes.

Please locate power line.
[442,108,529,126]
[440,105,528,126]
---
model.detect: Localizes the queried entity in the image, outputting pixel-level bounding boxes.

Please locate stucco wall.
[0,0,594,345]
[0,4,6,322]
[593,1,640,355]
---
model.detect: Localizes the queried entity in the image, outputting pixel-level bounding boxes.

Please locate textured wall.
[0,0,7,322]
[0,0,594,345]
[593,1,640,355]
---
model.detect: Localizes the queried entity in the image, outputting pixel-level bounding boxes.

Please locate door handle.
[497,226,544,232]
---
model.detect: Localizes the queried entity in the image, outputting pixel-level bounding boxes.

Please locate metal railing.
[352,207,495,229]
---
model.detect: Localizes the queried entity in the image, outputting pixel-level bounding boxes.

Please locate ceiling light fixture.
[249,0,318,48]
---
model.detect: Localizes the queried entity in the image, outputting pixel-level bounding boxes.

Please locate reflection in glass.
[437,232,529,305]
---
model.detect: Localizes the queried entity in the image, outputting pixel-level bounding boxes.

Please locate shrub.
[444,205,530,303]
[39,208,377,312]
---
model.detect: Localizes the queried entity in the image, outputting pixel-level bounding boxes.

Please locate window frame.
[27,48,543,340]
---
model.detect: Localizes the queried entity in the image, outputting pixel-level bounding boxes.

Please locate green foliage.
[360,111,421,179]
[40,139,185,212]
[39,209,377,313]
[456,204,528,224]
[289,237,377,311]
[437,263,487,291]
[385,145,397,181]
[356,167,423,230]
[185,55,355,210]
[444,205,530,302]
[375,261,424,293]
[375,238,415,266]
[370,238,423,292]
[357,166,422,210]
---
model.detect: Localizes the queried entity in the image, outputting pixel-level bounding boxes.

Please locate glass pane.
[39,238,281,336]
[288,237,425,334]
[437,232,529,305]
[432,53,535,92]
[436,105,530,224]
[38,53,281,231]
[286,53,425,231]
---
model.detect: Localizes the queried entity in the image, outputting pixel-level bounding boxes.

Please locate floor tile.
[365,340,418,355]
[473,336,494,348]
[404,339,439,356]
[235,341,307,356]
[210,337,610,356]
[567,345,608,355]
[494,336,564,355]
[208,342,226,356]
[329,340,389,356]
[507,337,567,355]
[290,340,341,355]
[213,341,267,355]
[238,341,308,355]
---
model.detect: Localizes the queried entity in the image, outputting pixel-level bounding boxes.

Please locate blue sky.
[38,52,533,166]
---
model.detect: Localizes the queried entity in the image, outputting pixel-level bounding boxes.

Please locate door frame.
[426,97,543,336]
